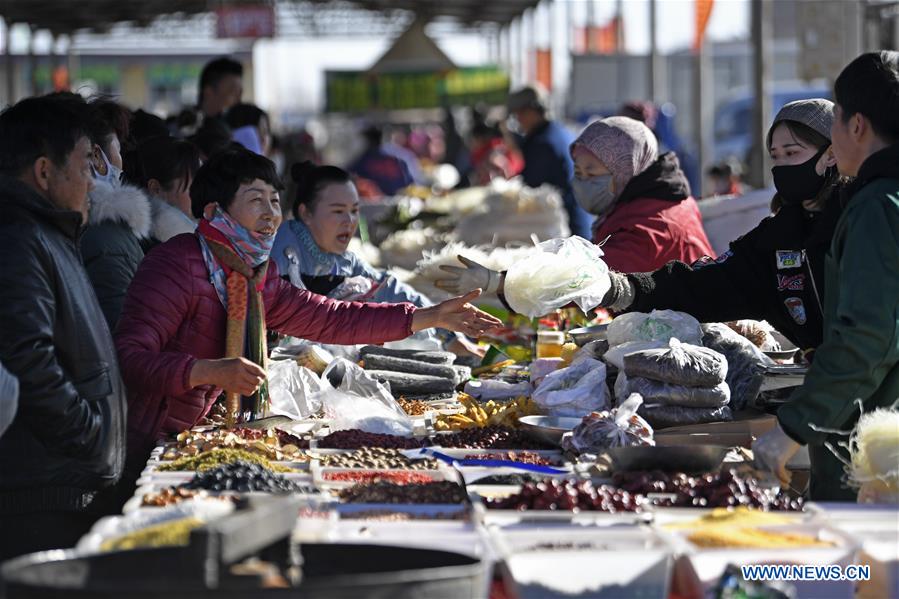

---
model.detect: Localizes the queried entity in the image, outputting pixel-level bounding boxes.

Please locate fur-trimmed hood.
[88,180,152,239]
[147,195,197,243]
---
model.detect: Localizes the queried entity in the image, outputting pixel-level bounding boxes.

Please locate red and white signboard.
[216,5,275,39]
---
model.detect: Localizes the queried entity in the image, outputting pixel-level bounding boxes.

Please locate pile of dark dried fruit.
[317,430,426,450]
[434,427,553,450]
[611,469,804,511]
[338,481,467,504]
[485,479,642,512]
[182,461,311,494]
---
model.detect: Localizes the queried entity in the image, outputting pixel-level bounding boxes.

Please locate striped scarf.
[197,207,275,425]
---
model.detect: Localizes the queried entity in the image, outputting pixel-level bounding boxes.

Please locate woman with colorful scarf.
[115,148,500,461]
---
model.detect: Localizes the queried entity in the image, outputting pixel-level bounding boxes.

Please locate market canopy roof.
[1,0,540,34]
[367,19,456,74]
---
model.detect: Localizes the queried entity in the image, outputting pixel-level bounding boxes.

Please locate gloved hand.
[435,256,502,296]
[600,270,636,311]
[752,422,801,485]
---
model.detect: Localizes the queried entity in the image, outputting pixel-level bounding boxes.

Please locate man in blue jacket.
[507,86,593,239]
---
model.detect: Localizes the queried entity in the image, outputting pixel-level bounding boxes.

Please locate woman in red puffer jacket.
[570,116,714,272]
[115,148,500,458]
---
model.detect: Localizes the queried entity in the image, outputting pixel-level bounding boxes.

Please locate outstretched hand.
[411,289,502,338]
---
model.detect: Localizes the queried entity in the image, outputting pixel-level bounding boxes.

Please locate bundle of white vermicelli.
[401,242,536,307]
[813,399,899,503]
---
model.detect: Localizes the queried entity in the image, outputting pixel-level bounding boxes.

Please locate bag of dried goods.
[603,340,667,371]
[561,394,654,453]
[615,371,730,408]
[702,323,771,411]
[623,338,727,387]
[606,310,703,347]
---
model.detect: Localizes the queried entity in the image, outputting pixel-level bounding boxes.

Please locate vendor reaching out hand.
[115,147,501,459]
[436,99,844,359]
[271,161,485,358]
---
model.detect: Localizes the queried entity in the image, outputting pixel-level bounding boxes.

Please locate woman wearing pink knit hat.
[569,116,714,273]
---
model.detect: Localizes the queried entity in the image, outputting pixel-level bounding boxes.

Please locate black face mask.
[771,147,828,206]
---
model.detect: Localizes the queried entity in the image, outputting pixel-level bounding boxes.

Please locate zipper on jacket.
[801,249,823,314]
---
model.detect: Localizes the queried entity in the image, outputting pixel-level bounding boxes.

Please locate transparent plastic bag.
[623,338,727,387]
[561,394,654,453]
[702,323,772,411]
[606,310,703,347]
[315,358,415,436]
[267,360,324,419]
[270,338,335,375]
[532,358,611,417]
[503,236,611,317]
[614,371,730,408]
[603,340,668,371]
[726,320,780,351]
[570,340,609,366]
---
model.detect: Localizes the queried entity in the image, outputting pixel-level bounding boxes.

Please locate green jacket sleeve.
[778,194,899,445]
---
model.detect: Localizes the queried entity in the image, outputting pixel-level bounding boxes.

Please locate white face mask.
[91,146,123,187]
[571,174,617,216]
[506,115,522,135]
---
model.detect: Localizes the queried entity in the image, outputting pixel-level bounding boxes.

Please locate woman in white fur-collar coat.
[81,177,152,331]
[123,136,201,252]
[80,97,162,331]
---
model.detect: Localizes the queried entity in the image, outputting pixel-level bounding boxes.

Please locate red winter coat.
[115,233,415,453]
[591,153,714,273]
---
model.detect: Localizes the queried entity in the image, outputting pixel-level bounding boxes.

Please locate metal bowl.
[568,324,609,347]
[605,444,729,474]
[763,349,798,361]
[518,415,583,446]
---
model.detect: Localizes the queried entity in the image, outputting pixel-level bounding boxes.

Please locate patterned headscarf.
[571,116,659,200]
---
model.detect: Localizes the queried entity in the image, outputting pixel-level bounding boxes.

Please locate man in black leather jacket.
[0,94,127,560]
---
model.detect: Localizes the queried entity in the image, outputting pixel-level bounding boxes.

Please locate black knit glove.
[600,271,635,311]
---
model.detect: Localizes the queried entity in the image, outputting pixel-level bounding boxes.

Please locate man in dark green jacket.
[753,51,899,501]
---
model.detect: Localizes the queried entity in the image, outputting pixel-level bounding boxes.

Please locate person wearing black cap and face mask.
[592,99,844,356]
[438,99,844,358]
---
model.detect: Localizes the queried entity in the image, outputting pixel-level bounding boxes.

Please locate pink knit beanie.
[571,116,658,198]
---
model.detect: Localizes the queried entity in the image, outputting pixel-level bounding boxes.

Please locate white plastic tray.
[123,479,319,514]
[334,502,470,520]
[470,492,652,526]
[487,522,666,557]
[503,548,672,599]
[141,460,309,478]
